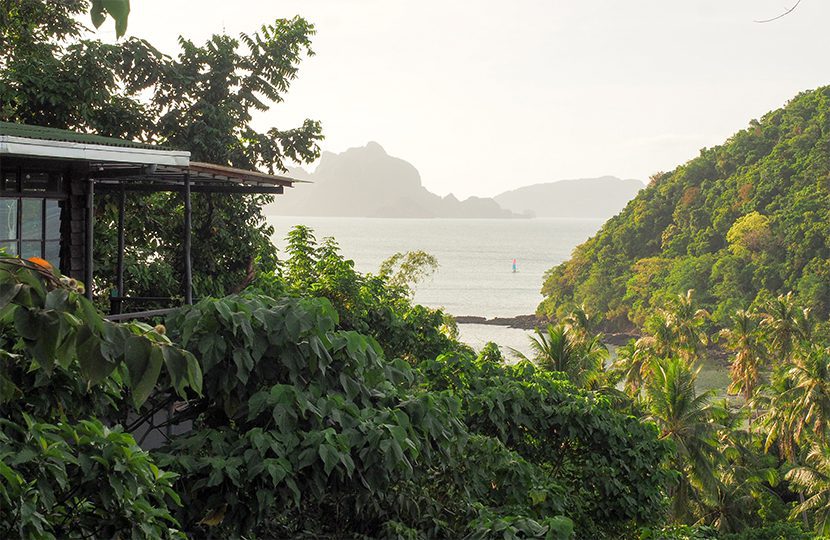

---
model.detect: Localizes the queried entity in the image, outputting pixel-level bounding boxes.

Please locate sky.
[102,0,830,198]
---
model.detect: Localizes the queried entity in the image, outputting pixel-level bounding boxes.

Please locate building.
[0,122,298,316]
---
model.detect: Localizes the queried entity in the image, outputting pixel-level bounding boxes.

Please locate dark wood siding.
[65,166,88,281]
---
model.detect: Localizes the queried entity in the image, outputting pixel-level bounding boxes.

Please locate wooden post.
[115,183,126,314]
[84,177,94,300]
[183,172,192,305]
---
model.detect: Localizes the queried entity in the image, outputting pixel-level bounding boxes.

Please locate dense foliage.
[540,86,830,328]
[0,257,200,538]
[0,244,672,538]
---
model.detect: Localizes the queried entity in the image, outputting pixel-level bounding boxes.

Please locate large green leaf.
[0,283,22,310]
[90,0,130,38]
[29,311,62,373]
[13,307,39,340]
[161,346,189,398]
[124,335,161,407]
[77,327,117,385]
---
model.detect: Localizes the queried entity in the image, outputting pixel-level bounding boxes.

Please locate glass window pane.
[22,199,42,240]
[45,200,60,241]
[21,240,41,259]
[0,241,17,256]
[0,199,17,240]
[44,240,60,266]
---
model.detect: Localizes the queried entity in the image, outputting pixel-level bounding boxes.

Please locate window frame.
[0,166,67,264]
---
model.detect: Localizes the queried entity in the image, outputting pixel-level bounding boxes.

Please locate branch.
[755,0,803,23]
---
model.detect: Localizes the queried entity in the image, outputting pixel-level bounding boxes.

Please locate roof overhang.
[0,134,190,166]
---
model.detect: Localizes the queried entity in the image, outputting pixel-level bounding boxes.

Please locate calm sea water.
[266,216,603,319]
[265,215,731,393]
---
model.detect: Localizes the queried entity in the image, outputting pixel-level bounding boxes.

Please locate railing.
[107,295,184,321]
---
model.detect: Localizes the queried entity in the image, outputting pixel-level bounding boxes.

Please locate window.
[0,198,61,264]
[0,169,64,266]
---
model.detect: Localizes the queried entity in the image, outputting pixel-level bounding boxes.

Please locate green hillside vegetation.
[540,86,830,328]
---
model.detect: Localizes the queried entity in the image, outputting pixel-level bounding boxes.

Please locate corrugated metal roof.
[187,161,306,186]
[0,122,172,151]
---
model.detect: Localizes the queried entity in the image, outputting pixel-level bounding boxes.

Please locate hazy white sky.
[108,1,830,198]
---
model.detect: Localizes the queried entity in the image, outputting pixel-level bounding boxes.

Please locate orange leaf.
[27,257,53,270]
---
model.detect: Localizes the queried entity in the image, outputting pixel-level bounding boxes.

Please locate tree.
[377,250,438,297]
[761,293,802,364]
[786,443,830,535]
[666,289,710,363]
[720,309,766,403]
[612,338,653,396]
[0,2,324,300]
[644,358,720,522]
[0,256,201,538]
[784,345,830,446]
[521,323,607,388]
[727,212,773,259]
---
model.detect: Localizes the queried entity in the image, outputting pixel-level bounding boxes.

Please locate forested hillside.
[540,86,830,327]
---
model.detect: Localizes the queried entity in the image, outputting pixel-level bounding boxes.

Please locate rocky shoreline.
[454,314,541,330]
[453,314,639,346]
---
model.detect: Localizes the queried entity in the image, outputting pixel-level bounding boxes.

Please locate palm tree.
[666,289,710,363]
[760,292,801,364]
[786,346,830,445]
[563,303,603,343]
[757,368,798,460]
[707,401,782,531]
[719,310,766,403]
[644,357,720,522]
[523,324,607,388]
[642,311,677,358]
[612,338,656,396]
[786,443,830,535]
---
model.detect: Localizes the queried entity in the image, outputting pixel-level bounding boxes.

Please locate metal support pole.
[84,177,94,300]
[183,173,193,305]
[115,184,126,314]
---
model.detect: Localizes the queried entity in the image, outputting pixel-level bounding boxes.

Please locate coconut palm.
[786,346,830,445]
[760,292,801,364]
[719,309,766,403]
[641,311,677,358]
[612,338,655,396]
[786,443,830,535]
[666,289,710,362]
[563,303,603,343]
[756,368,798,461]
[699,402,781,533]
[644,357,720,522]
[523,324,607,388]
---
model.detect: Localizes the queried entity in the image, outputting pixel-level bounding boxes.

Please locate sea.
[266,215,730,393]
[266,216,603,357]
[265,214,733,394]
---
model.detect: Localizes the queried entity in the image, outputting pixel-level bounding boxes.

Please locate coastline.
[454,314,639,346]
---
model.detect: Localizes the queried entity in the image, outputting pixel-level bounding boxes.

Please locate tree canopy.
[540,86,830,328]
[0,0,324,300]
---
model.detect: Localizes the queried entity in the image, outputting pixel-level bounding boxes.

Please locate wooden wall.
[65,166,89,282]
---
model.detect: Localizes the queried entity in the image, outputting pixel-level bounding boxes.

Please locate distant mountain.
[493,177,644,219]
[267,142,519,218]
